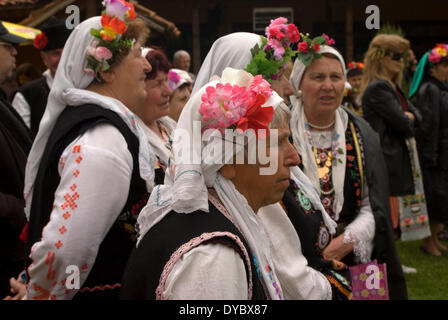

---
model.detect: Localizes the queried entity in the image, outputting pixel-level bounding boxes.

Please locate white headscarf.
[192,32,261,94]
[289,45,349,220]
[168,68,193,91]
[24,17,157,219]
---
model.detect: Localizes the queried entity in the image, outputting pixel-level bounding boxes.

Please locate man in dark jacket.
[0,20,33,298]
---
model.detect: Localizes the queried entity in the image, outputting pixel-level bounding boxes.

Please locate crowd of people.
[0,0,447,300]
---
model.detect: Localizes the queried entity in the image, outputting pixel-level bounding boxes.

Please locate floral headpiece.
[296,33,335,66]
[245,17,300,82]
[167,70,181,91]
[84,0,137,80]
[428,44,448,65]
[347,61,364,70]
[199,69,274,138]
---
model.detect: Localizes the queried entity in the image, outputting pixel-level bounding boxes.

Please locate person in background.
[290,33,407,299]
[136,47,175,182]
[360,34,429,273]
[409,43,448,256]
[342,61,364,117]
[14,63,41,87]
[0,20,32,299]
[173,49,195,83]
[167,68,192,122]
[12,18,71,136]
[402,49,418,95]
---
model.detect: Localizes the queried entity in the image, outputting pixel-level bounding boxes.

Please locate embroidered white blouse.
[27,123,133,300]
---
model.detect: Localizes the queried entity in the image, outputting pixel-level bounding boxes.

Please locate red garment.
[395,87,408,112]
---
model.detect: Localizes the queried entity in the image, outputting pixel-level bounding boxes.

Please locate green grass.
[395,238,448,300]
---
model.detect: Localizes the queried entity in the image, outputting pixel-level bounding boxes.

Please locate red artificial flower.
[313,43,321,52]
[298,41,310,53]
[236,94,274,137]
[33,32,48,50]
[348,61,356,69]
[285,24,300,43]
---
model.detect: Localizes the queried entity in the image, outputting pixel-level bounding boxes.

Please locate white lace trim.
[342,229,373,264]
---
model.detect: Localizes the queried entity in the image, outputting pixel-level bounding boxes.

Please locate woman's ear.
[98,69,115,83]
[219,164,236,180]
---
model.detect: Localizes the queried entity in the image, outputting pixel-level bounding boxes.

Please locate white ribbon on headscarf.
[24,16,157,219]
[289,45,349,221]
[138,67,286,299]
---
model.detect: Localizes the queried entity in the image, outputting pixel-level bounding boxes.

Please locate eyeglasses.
[0,42,15,53]
[387,51,404,61]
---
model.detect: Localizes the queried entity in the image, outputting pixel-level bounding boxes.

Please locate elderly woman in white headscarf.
[289,33,407,299]
[21,2,158,300]
[122,20,345,300]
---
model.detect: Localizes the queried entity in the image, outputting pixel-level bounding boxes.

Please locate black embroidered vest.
[18,76,50,135]
[26,104,149,300]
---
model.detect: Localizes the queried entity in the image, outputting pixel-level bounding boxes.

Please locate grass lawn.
[395,238,448,300]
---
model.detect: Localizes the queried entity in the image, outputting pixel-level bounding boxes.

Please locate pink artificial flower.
[265,17,288,41]
[168,70,180,84]
[199,83,250,132]
[94,46,113,61]
[285,24,300,43]
[249,75,272,101]
[323,33,335,45]
[270,17,288,26]
[298,41,310,53]
[268,38,285,60]
[104,0,130,20]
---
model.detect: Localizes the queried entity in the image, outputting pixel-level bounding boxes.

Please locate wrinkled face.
[271,74,294,102]
[175,54,191,72]
[41,48,63,77]
[300,56,345,117]
[431,62,448,83]
[230,124,300,211]
[0,42,17,84]
[168,85,190,122]
[110,43,152,112]
[348,74,363,92]
[137,70,173,125]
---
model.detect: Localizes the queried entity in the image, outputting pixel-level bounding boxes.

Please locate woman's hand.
[404,111,416,123]
[322,234,354,261]
[3,277,27,300]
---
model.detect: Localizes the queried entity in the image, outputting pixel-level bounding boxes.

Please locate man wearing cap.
[0,20,33,299]
[12,19,71,135]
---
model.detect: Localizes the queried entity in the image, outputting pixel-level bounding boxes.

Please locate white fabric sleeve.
[11,92,31,129]
[258,203,332,300]
[162,243,248,300]
[26,123,133,300]
[343,182,376,264]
